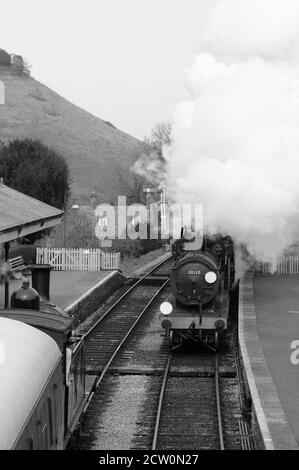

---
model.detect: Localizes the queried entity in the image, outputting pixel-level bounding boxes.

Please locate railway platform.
[239,273,299,450]
[0,270,111,309]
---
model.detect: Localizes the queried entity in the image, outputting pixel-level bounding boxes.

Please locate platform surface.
[0,271,112,309]
[253,274,299,446]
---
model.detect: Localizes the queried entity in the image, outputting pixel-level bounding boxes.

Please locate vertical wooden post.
[4,241,10,308]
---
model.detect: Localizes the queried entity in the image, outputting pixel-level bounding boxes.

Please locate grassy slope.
[0,68,141,203]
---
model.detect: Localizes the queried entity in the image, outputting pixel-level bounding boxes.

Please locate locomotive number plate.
[188,270,201,275]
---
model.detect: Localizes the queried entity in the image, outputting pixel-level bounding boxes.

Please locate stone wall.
[65,270,126,328]
[0,49,11,66]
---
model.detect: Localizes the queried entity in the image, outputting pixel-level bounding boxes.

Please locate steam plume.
[166,0,299,264]
[132,150,166,186]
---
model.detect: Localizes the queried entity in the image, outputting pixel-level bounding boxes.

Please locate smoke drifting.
[166,0,299,264]
[132,150,166,186]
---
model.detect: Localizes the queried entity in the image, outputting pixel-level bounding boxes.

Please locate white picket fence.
[36,247,120,271]
[253,256,299,275]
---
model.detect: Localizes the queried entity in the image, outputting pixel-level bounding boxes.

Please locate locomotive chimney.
[30,264,53,302]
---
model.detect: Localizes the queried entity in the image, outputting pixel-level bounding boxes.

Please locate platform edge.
[239,273,299,450]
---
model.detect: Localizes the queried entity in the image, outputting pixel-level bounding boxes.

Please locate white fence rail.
[36,247,120,271]
[252,256,299,275]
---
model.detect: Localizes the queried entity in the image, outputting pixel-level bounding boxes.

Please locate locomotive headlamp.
[160,302,173,315]
[205,271,217,284]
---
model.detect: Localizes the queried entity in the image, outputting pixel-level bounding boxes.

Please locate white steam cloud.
[132,151,166,186]
[166,0,299,264]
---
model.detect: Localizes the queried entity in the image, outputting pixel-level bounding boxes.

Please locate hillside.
[0,60,141,204]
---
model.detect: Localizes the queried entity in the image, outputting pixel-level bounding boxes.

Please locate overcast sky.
[0,0,214,139]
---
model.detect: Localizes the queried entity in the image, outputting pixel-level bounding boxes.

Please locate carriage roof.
[0,317,61,449]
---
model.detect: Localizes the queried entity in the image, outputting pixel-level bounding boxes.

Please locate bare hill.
[0,63,141,204]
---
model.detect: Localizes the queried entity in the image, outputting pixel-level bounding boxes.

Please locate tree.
[0,139,70,243]
[147,120,172,150]
[127,174,144,205]
[0,139,70,210]
[132,121,171,187]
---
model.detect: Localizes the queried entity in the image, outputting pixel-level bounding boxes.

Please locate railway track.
[70,256,171,429]
[83,256,171,374]
[151,352,225,450]
[70,325,248,449]
[129,326,252,451]
[69,256,253,450]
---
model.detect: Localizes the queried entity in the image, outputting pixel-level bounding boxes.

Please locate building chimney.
[30,264,53,302]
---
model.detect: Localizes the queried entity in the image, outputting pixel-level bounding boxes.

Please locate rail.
[215,353,225,450]
[84,255,171,339]
[81,255,171,415]
[152,351,226,450]
[152,353,172,450]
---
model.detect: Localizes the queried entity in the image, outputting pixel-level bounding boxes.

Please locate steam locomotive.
[0,265,85,450]
[159,231,235,350]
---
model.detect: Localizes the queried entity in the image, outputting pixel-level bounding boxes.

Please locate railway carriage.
[0,266,86,450]
[0,317,64,450]
[160,231,235,350]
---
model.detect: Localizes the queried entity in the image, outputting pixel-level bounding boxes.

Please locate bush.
[111,221,163,259]
[111,238,144,259]
[140,237,163,255]
[0,139,70,210]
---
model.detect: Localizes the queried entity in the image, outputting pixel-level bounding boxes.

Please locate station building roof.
[0,181,63,243]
